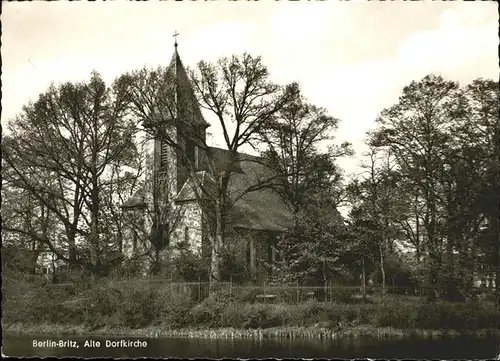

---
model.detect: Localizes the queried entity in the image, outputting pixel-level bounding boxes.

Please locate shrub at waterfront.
[2,279,497,333]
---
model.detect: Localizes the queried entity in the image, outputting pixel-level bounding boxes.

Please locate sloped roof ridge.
[121,187,147,209]
[208,146,262,161]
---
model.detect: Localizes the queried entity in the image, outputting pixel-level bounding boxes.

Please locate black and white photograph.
[2,1,499,359]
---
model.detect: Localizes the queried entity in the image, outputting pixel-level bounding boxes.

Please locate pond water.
[3,333,500,359]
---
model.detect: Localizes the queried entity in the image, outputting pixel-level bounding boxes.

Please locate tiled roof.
[207,147,245,175]
[226,151,292,232]
[175,147,293,232]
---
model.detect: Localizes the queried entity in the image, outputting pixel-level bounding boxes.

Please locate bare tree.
[353,143,404,297]
[121,52,299,287]
[3,72,139,282]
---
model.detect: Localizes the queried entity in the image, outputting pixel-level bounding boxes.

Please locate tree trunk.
[415,203,421,263]
[65,224,79,270]
[210,201,224,292]
[89,175,101,283]
[379,241,386,298]
[89,214,100,283]
[445,191,456,300]
[493,120,500,324]
[210,236,221,292]
[249,237,257,280]
[152,247,161,276]
[361,256,366,298]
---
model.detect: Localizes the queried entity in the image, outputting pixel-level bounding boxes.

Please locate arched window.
[184,226,189,244]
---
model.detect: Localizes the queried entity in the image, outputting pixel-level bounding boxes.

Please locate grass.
[4,322,499,341]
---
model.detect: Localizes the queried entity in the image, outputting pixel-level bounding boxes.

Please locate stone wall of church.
[171,201,204,255]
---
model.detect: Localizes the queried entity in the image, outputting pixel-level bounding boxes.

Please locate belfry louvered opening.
[160,139,170,170]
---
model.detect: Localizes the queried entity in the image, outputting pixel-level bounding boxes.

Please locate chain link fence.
[128,279,495,304]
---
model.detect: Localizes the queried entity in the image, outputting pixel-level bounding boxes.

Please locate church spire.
[166,36,210,129]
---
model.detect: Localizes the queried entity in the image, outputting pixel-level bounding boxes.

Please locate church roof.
[208,147,246,174]
[175,147,293,232]
[167,47,210,129]
[227,151,293,232]
[121,188,147,209]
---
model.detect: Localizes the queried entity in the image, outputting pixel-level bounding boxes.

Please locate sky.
[2,1,498,177]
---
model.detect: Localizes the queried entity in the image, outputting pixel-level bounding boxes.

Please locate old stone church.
[121,45,293,279]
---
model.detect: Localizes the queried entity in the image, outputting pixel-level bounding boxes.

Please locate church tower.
[167,42,210,193]
[145,40,211,249]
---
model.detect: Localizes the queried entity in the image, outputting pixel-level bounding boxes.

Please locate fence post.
[296,280,299,304]
[263,281,266,305]
[198,276,201,303]
[230,275,233,298]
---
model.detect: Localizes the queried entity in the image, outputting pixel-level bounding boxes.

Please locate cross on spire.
[173,31,179,48]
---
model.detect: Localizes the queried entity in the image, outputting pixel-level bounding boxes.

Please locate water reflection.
[3,333,500,359]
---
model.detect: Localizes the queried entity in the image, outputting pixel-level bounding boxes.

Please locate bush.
[187,299,496,331]
[171,243,209,282]
[370,300,498,330]
[376,302,416,329]
[189,300,219,327]
[330,288,358,303]
[221,302,245,327]
[241,304,282,329]
[189,294,232,327]
[78,279,194,329]
[2,277,78,325]
[233,288,261,303]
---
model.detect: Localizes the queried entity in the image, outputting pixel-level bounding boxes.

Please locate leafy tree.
[255,92,353,285]
[444,78,500,297]
[270,184,348,285]
[372,74,464,288]
[369,74,499,301]
[260,94,352,218]
[3,72,139,282]
[343,202,379,296]
[347,145,405,297]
